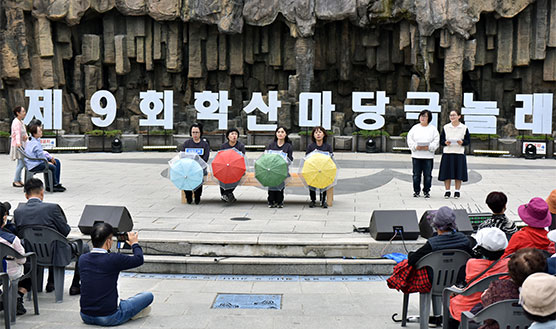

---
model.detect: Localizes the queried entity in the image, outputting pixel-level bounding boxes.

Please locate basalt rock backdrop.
[0,0,555,136]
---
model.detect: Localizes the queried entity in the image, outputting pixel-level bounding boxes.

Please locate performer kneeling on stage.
[306,126,333,208]
[180,123,210,204]
[220,128,246,203]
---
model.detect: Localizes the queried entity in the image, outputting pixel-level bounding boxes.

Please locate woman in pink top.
[9,106,28,187]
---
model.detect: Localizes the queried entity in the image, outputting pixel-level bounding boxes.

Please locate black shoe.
[194,197,201,205]
[428,315,442,327]
[221,194,229,203]
[277,203,284,208]
[53,186,65,192]
[413,192,420,198]
[69,285,80,296]
[268,203,276,208]
[46,282,54,293]
[321,201,328,209]
[55,184,66,191]
[424,192,431,199]
[16,296,26,315]
[309,201,316,208]
[444,191,451,199]
[454,192,460,199]
[228,194,237,203]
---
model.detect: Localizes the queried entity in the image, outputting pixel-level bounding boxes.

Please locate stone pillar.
[443,34,464,124]
[294,37,314,92]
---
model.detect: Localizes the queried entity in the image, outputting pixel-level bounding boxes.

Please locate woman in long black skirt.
[438,110,470,199]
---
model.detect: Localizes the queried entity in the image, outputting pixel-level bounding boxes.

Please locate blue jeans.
[80,292,154,326]
[33,158,61,185]
[412,158,433,194]
[14,159,25,182]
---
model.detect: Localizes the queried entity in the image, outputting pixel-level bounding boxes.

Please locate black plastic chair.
[0,243,39,323]
[0,272,10,329]
[400,249,471,329]
[461,299,531,329]
[19,226,77,303]
[441,272,508,329]
[17,147,54,193]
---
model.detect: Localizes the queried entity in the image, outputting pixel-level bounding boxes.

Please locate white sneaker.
[131,305,152,320]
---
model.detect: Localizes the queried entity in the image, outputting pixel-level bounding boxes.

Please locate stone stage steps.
[71,232,424,275]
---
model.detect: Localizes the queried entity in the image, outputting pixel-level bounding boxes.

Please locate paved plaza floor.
[1,151,555,328]
[1,151,555,244]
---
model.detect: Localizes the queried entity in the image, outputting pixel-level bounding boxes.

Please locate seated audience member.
[502,197,555,258]
[478,191,518,238]
[0,202,31,315]
[408,206,475,267]
[547,230,556,275]
[448,228,509,328]
[14,178,86,295]
[79,223,153,326]
[475,248,547,329]
[520,273,556,329]
[546,189,556,229]
[24,122,65,192]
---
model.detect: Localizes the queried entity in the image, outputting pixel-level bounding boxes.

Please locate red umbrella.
[211,149,246,184]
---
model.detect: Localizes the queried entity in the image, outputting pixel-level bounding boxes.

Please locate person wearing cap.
[520,273,556,328]
[478,191,518,239]
[447,227,509,327]
[408,206,475,267]
[502,197,556,258]
[546,189,556,230]
[219,127,246,204]
[474,248,547,329]
[0,202,31,315]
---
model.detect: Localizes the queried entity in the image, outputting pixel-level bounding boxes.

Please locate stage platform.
[2,152,555,275]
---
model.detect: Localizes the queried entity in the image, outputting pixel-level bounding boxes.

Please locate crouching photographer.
[79,222,153,326]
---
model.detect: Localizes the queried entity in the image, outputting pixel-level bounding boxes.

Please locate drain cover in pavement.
[212,294,281,309]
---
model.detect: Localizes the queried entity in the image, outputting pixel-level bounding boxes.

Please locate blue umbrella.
[169,158,204,191]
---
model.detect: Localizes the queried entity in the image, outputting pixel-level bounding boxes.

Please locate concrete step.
[136,255,396,275]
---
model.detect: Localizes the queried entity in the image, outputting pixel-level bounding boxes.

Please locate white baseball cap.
[475,227,508,252]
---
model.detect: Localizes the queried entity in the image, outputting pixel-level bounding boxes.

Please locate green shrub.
[85,129,122,138]
[0,131,10,137]
[399,132,408,137]
[298,130,334,136]
[352,130,390,137]
[147,130,175,135]
[42,130,57,136]
[470,134,500,141]
[516,135,554,141]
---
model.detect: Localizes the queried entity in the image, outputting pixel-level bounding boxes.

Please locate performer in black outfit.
[220,128,246,203]
[180,123,210,204]
[305,126,333,208]
[266,126,293,208]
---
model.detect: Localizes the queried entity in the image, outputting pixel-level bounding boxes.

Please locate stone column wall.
[0,0,554,137]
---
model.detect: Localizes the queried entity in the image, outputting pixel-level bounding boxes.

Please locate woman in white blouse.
[438,110,470,199]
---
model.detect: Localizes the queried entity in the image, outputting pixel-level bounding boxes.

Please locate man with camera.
[14,178,86,295]
[78,222,153,326]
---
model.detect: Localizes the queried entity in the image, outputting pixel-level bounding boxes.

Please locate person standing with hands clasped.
[180,123,210,204]
[438,110,470,199]
[407,110,440,198]
[10,106,28,188]
[266,126,293,208]
[305,126,333,208]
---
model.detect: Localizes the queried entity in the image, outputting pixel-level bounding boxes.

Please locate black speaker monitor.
[419,209,474,239]
[78,205,133,235]
[369,210,420,241]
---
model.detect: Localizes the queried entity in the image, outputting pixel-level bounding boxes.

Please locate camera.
[115,232,131,250]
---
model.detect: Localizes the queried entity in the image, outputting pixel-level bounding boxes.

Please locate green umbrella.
[254,153,289,187]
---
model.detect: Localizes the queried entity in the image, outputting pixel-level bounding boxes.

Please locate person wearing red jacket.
[502,197,555,258]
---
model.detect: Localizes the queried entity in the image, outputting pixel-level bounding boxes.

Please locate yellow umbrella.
[301,152,337,189]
